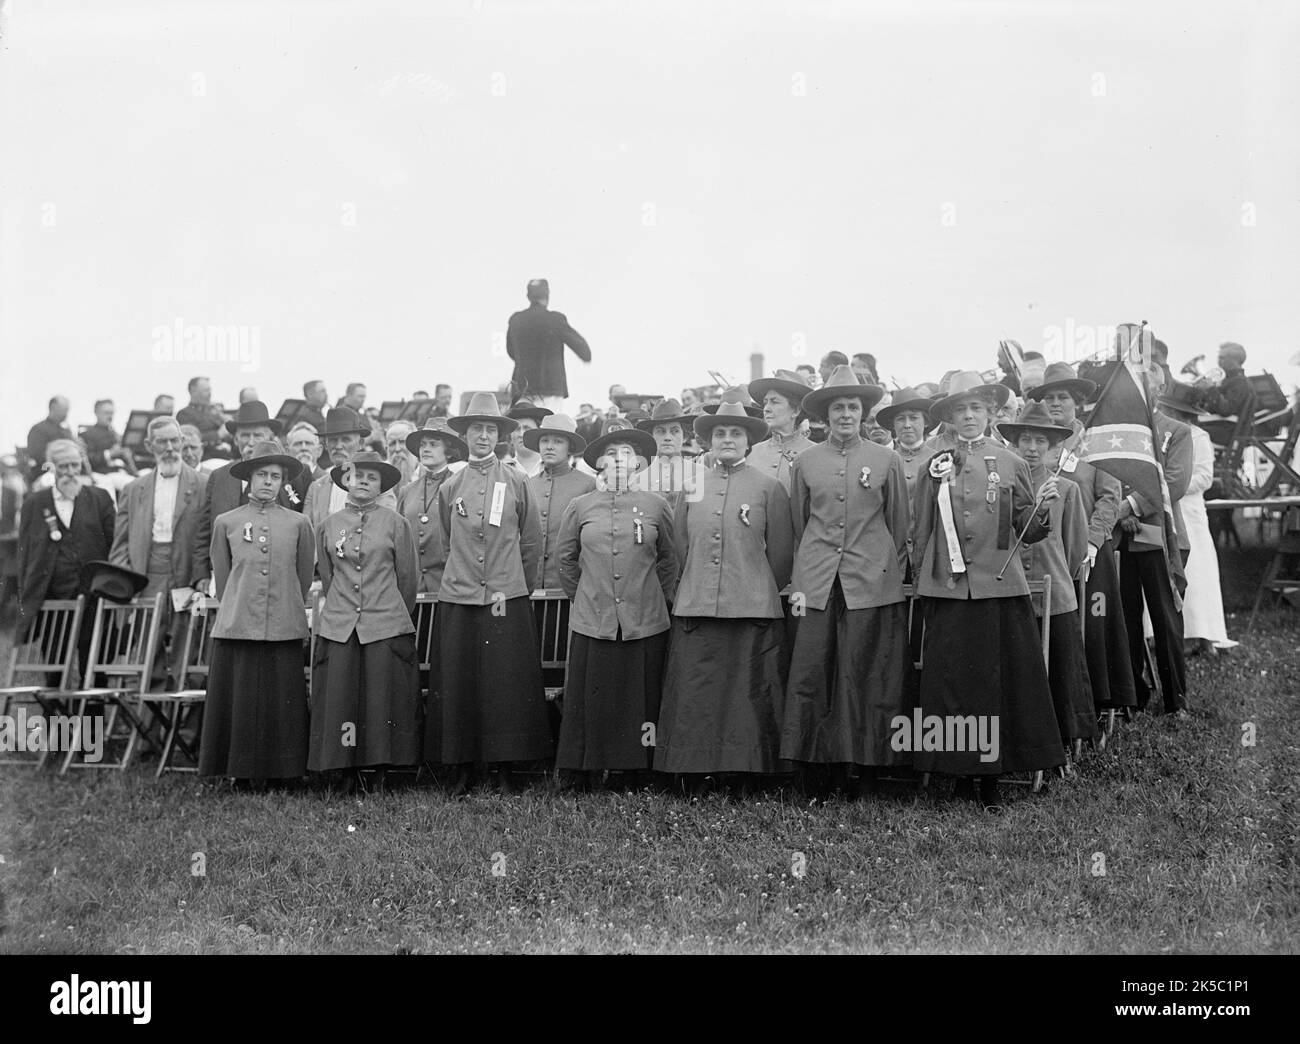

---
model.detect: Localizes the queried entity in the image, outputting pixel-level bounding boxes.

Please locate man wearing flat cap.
[506,278,592,412]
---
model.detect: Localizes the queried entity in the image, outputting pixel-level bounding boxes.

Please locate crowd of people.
[9,297,1256,811]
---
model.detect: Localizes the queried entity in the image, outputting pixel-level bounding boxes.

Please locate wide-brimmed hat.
[320,405,371,437]
[330,450,402,493]
[635,399,693,433]
[224,400,283,437]
[582,428,656,471]
[229,440,303,482]
[930,371,1012,423]
[693,399,770,445]
[701,386,765,420]
[404,418,469,461]
[1158,381,1202,418]
[449,393,517,437]
[995,401,1074,446]
[80,561,149,604]
[802,365,886,420]
[507,402,554,426]
[1025,362,1097,404]
[748,369,812,409]
[875,386,934,430]
[522,413,588,453]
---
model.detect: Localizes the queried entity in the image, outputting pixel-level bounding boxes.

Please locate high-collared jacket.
[556,488,677,640]
[892,439,932,501]
[789,433,909,612]
[315,501,417,643]
[1016,465,1087,615]
[528,462,596,590]
[110,465,208,589]
[911,437,1050,600]
[17,484,115,624]
[747,430,814,494]
[192,459,311,585]
[436,457,542,606]
[303,471,397,533]
[397,467,455,595]
[211,500,315,641]
[672,459,793,619]
[633,455,705,514]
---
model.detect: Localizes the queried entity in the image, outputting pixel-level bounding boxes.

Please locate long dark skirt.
[915,597,1064,776]
[432,599,554,764]
[654,617,787,774]
[416,601,441,762]
[1086,541,1137,709]
[780,583,911,765]
[307,631,421,772]
[557,630,667,771]
[199,639,308,779]
[1045,610,1100,742]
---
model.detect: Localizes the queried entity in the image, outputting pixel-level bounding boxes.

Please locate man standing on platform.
[506,278,592,412]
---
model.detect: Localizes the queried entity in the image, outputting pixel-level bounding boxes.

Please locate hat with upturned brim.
[1158,381,1201,419]
[229,440,303,482]
[1024,362,1097,404]
[801,365,886,421]
[693,399,771,444]
[319,405,372,437]
[635,398,693,434]
[449,392,518,438]
[330,450,402,493]
[522,413,588,454]
[405,418,469,461]
[748,370,813,410]
[929,370,1012,423]
[507,402,554,427]
[874,386,934,430]
[995,400,1075,446]
[582,428,656,471]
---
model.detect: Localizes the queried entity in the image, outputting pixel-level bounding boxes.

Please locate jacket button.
[356,606,362,612]
[614,574,621,580]
[836,547,843,554]
[354,584,360,590]
[477,556,484,562]
[612,550,619,556]
[356,564,361,570]
[260,568,267,576]
[480,580,486,586]
[837,495,845,501]
[541,512,547,518]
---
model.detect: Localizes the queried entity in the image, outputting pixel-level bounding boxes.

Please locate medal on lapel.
[453,497,467,518]
[334,529,347,559]
[984,456,998,512]
[285,484,300,506]
[420,514,429,524]
[859,466,872,489]
[242,521,253,542]
[739,503,751,526]
[43,509,62,542]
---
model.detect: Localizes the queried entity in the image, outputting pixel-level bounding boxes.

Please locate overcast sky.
[2,0,1297,448]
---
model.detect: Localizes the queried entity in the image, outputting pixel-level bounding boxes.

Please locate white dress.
[1181,426,1237,647]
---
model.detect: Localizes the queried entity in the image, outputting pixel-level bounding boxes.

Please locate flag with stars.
[1080,353,1186,609]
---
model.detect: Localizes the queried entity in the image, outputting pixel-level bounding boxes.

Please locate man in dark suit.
[25,396,74,482]
[111,417,208,684]
[17,439,116,675]
[506,278,591,410]
[1199,341,1254,420]
[191,401,311,589]
[1116,364,1193,715]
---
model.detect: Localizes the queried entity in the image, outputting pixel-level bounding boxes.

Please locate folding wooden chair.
[59,592,164,773]
[151,596,217,777]
[0,596,85,768]
[531,589,573,705]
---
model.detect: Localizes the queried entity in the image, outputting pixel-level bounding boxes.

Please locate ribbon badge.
[928,451,955,482]
[453,496,467,517]
[859,465,872,490]
[43,509,62,542]
[739,503,751,526]
[334,529,348,559]
[984,456,999,512]
[285,484,301,506]
[242,521,254,542]
[633,517,644,544]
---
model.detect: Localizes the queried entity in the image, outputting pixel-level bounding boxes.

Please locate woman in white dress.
[1157,383,1237,654]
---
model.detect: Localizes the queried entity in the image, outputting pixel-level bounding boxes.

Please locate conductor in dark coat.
[506,278,591,408]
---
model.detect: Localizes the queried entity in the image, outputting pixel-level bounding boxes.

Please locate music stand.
[614,394,666,415]
[275,399,309,430]
[121,410,170,468]
[379,400,407,424]
[398,400,437,425]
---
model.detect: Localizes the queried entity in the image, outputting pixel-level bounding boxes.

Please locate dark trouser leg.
[1120,550,1187,712]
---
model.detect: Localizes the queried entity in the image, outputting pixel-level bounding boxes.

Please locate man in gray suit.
[110,416,208,684]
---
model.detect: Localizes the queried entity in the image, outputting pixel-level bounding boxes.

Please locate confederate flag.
[1080,349,1186,610]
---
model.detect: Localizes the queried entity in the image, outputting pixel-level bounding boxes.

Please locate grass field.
[1,539,1297,954]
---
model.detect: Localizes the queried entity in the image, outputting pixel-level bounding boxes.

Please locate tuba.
[1179,353,1225,389]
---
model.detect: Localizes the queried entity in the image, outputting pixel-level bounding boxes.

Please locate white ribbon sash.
[936,477,966,575]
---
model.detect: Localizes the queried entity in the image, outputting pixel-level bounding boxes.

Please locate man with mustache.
[110,417,209,684]
[303,406,397,533]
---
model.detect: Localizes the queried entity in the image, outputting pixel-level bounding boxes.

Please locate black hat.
[80,561,149,604]
[635,398,693,433]
[995,401,1075,446]
[228,441,303,482]
[224,400,283,437]
[330,450,402,493]
[320,406,371,438]
[1158,381,1201,418]
[507,402,554,426]
[582,428,656,471]
[693,400,770,445]
[1024,362,1097,404]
